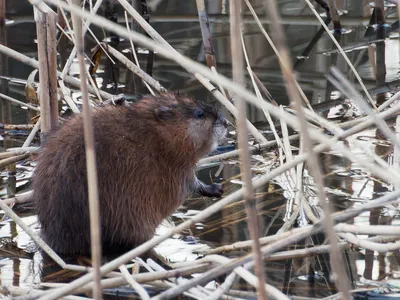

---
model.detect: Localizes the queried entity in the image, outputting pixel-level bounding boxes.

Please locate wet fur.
[33,93,226,255]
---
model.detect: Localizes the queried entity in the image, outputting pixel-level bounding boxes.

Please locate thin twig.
[22,118,41,148]
[0,92,40,111]
[262,0,351,297]
[0,43,113,99]
[119,265,150,300]
[0,199,70,268]
[338,232,400,252]
[154,255,289,300]
[0,154,30,169]
[60,0,104,78]
[70,0,102,298]
[328,67,400,154]
[243,0,313,111]
[229,1,267,299]
[304,0,377,109]
[196,0,216,68]
[104,43,166,92]
[123,10,154,94]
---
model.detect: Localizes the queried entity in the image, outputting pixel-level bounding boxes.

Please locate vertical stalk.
[46,12,59,128]
[70,0,102,299]
[375,0,386,106]
[262,0,351,298]
[0,0,5,25]
[229,1,267,299]
[34,7,51,143]
[196,0,217,68]
[328,0,342,32]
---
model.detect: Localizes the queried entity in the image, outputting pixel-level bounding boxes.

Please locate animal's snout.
[218,114,228,128]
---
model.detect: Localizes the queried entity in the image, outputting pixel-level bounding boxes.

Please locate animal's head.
[137,92,227,159]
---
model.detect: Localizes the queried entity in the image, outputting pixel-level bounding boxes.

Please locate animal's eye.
[194,110,205,118]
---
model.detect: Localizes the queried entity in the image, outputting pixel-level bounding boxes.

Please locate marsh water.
[1,0,400,299]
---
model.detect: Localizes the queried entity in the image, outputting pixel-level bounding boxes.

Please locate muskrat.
[32,92,227,255]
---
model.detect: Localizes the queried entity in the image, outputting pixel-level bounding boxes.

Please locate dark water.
[1,0,400,298]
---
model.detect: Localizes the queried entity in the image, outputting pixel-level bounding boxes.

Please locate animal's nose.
[219,114,228,128]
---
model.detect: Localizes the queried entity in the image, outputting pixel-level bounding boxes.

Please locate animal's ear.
[155,106,174,120]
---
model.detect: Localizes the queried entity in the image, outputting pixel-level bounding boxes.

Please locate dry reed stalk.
[60,0,103,79]
[338,233,400,252]
[104,44,166,92]
[119,265,150,300]
[195,0,217,68]
[395,115,400,171]
[0,123,34,130]
[0,154,29,168]
[147,259,211,299]
[43,263,211,294]
[1,191,32,206]
[251,72,278,106]
[123,11,154,95]
[4,286,91,300]
[243,0,313,111]
[303,0,377,110]
[229,1,267,299]
[262,0,351,297]
[0,43,113,100]
[4,146,40,153]
[58,80,80,113]
[335,224,400,235]
[198,135,300,164]
[22,118,41,147]
[398,0,400,40]
[293,105,399,180]
[241,34,283,153]
[53,8,105,106]
[211,66,227,98]
[33,5,55,142]
[69,0,102,298]
[328,67,400,155]
[0,199,71,268]
[328,0,342,31]
[46,11,58,128]
[206,272,237,300]
[378,91,400,111]
[0,0,5,25]
[0,92,40,111]
[279,106,298,220]
[154,255,289,300]
[196,235,399,259]
[85,68,103,103]
[0,152,19,160]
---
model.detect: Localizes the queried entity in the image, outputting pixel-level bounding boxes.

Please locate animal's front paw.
[200,183,223,198]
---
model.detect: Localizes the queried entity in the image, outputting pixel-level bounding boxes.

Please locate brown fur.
[33,93,226,255]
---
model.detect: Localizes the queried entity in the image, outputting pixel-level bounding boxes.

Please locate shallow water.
[1,0,400,298]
